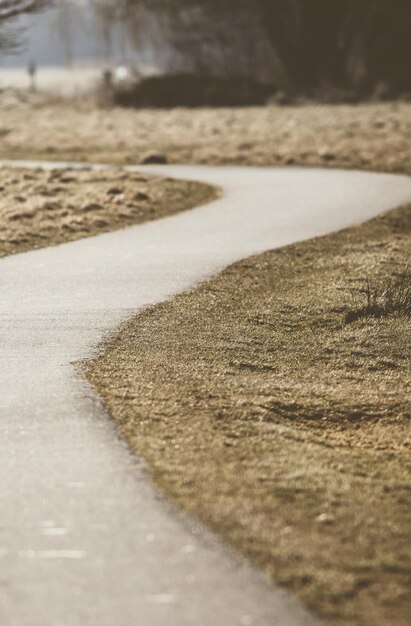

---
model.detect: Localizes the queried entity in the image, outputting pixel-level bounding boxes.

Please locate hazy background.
[0,0,410,101]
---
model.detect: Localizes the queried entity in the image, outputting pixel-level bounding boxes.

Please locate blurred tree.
[260,0,349,90]
[52,0,86,67]
[347,0,411,94]
[90,0,121,61]
[90,0,411,96]
[261,0,411,94]
[113,0,279,82]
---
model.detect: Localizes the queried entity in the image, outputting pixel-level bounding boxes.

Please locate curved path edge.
[1,160,411,626]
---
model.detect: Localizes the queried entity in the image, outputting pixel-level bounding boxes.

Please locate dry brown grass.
[0,165,216,258]
[87,203,411,626]
[346,271,411,322]
[1,95,410,625]
[74,101,411,626]
[0,97,410,174]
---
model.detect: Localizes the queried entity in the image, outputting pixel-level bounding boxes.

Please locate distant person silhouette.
[28,61,37,92]
[103,68,113,91]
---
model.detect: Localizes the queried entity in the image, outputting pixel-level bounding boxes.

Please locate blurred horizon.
[0,0,410,102]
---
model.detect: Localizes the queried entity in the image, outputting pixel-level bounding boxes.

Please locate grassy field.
[87,202,411,626]
[1,94,410,625]
[0,95,410,174]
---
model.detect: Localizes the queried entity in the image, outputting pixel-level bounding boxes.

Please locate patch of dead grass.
[0,99,410,175]
[346,271,411,322]
[0,166,216,257]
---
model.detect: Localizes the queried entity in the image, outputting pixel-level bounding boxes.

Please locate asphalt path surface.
[2,161,411,626]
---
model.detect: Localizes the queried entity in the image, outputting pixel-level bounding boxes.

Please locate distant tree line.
[1,0,410,97]
[260,0,411,95]
[116,0,411,96]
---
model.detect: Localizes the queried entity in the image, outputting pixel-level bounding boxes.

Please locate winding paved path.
[1,162,411,626]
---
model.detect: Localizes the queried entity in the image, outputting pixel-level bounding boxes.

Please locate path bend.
[1,161,411,626]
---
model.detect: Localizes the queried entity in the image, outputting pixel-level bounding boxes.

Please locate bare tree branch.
[0,0,51,21]
[0,0,52,52]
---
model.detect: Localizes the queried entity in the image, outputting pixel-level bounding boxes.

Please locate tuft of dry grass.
[346,271,411,322]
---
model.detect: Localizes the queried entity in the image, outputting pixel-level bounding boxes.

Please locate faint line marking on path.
[146,594,178,605]
[19,550,87,559]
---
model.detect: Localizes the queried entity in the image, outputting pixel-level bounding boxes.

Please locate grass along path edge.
[0,163,218,258]
[86,198,410,626]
